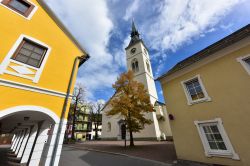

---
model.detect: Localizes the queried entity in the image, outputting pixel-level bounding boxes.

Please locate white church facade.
[101,22,172,141]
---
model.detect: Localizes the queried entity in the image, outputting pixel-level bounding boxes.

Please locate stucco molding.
[181,74,211,105]
[0,34,52,83]
[194,118,240,160]
[0,78,72,98]
[237,54,250,75]
[0,105,61,123]
[0,0,38,20]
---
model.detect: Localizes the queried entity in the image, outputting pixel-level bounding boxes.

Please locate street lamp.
[123,120,127,148]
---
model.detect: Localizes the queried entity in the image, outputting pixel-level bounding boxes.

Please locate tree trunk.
[71,101,78,140]
[128,112,134,147]
[129,128,134,147]
[94,123,98,140]
[71,111,76,140]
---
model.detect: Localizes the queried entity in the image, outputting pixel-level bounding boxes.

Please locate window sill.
[187,96,211,105]
[205,151,240,160]
[10,59,39,70]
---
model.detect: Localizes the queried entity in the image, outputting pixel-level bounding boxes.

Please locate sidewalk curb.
[65,144,173,166]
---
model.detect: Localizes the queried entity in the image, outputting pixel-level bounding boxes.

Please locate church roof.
[156,24,250,81]
[100,91,117,112]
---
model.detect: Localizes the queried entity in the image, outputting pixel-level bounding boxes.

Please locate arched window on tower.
[131,58,139,73]
[107,122,111,132]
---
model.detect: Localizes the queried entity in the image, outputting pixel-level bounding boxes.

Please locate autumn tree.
[106,70,153,146]
[68,84,85,140]
[89,100,104,140]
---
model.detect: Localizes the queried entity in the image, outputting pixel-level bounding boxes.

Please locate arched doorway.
[117,119,128,140]
[0,106,60,166]
[121,124,126,140]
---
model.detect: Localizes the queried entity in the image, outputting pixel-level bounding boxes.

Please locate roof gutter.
[78,54,90,67]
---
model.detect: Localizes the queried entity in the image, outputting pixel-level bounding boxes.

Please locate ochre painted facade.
[0,0,88,165]
[0,0,84,118]
[159,34,250,166]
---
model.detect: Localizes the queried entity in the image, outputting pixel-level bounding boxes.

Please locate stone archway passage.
[0,106,65,166]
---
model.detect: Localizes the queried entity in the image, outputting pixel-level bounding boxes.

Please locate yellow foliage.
[106,70,153,133]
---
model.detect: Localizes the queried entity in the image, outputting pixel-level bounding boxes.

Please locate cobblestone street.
[65,141,211,166]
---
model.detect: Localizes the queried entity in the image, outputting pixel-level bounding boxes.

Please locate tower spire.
[128,19,140,47]
[131,19,138,35]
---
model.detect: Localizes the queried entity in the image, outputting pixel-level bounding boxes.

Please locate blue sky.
[46,0,250,103]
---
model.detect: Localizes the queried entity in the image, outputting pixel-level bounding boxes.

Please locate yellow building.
[65,104,91,141]
[0,0,89,166]
[157,24,250,166]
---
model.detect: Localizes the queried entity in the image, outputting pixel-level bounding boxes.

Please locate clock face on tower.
[130,48,136,54]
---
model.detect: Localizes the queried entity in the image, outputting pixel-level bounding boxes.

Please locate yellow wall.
[75,133,87,141]
[161,43,250,166]
[0,0,83,118]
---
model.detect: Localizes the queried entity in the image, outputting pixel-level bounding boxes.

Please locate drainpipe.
[50,54,89,166]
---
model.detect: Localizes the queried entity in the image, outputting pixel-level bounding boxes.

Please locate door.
[121,124,126,140]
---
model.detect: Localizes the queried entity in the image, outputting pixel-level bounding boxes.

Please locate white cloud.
[145,0,242,52]
[45,0,244,101]
[46,0,120,100]
[123,0,140,21]
[220,23,234,30]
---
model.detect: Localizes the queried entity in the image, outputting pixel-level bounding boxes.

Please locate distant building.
[66,105,91,141]
[88,122,102,140]
[157,24,250,166]
[101,21,172,141]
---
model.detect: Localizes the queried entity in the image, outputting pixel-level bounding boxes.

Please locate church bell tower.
[125,21,158,104]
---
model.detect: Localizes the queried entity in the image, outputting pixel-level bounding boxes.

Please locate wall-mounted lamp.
[169,114,175,120]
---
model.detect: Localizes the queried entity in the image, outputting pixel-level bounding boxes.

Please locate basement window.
[194,118,239,160]
[1,0,35,18]
[11,38,48,68]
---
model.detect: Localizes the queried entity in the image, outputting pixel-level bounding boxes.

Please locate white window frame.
[0,0,38,20]
[237,54,250,75]
[181,75,211,105]
[194,118,239,160]
[0,34,51,83]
